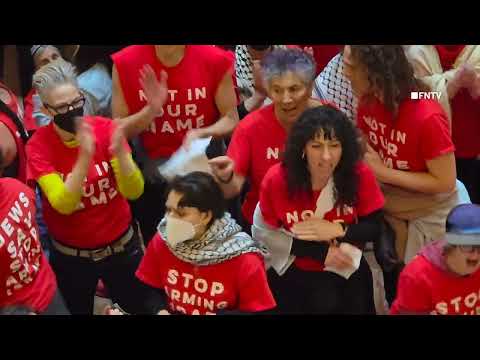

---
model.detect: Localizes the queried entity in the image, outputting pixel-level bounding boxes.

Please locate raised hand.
[77,120,95,158]
[139,65,168,115]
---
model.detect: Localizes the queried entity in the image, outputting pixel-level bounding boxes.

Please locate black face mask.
[53,107,84,133]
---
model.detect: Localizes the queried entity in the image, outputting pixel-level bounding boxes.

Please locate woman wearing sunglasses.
[26,59,149,314]
[391,203,480,315]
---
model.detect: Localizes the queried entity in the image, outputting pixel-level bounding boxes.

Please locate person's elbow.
[433,176,456,194]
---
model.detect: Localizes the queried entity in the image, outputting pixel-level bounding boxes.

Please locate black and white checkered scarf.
[235,45,286,98]
[313,53,357,123]
[159,212,267,266]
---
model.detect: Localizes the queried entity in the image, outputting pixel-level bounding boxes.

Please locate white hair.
[32,59,79,103]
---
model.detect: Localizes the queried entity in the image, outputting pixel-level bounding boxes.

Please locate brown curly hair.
[350,45,429,115]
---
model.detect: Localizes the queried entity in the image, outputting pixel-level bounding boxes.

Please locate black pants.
[267,256,376,314]
[40,288,70,315]
[456,157,480,204]
[49,230,149,315]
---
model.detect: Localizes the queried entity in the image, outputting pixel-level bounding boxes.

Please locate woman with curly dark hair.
[252,105,384,314]
[343,45,464,263]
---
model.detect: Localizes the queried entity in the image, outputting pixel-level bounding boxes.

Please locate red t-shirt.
[259,162,385,272]
[136,233,276,315]
[357,97,455,172]
[435,45,480,158]
[0,178,56,312]
[26,117,132,249]
[0,82,27,183]
[226,104,287,225]
[112,45,234,159]
[390,254,480,315]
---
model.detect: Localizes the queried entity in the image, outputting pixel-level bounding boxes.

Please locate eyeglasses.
[44,96,85,115]
[458,245,480,254]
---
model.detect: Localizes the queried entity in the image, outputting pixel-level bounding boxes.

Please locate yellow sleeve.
[110,154,144,200]
[38,173,82,215]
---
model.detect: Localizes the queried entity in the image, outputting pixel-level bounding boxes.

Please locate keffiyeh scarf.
[158,212,267,266]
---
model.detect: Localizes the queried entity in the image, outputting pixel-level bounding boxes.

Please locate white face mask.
[165,215,201,246]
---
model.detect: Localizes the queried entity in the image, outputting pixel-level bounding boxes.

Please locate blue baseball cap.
[445,204,480,246]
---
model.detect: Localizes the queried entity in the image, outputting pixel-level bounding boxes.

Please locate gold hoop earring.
[302,151,305,160]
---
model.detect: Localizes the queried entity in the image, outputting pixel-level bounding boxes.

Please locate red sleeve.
[226,122,252,177]
[236,254,276,312]
[420,114,455,161]
[390,259,433,315]
[355,162,385,217]
[25,133,56,181]
[258,166,283,228]
[135,234,166,289]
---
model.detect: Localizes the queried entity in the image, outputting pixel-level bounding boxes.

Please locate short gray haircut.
[32,59,79,103]
[31,45,60,58]
[261,48,316,87]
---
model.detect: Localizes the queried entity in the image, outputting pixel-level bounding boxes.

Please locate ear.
[200,210,213,226]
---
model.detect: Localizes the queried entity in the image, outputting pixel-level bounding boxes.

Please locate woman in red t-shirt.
[253,106,384,314]
[26,59,149,314]
[344,45,462,263]
[391,204,480,315]
[134,172,275,315]
[111,45,239,245]
[0,81,28,183]
[0,153,69,314]
[209,48,327,228]
[406,45,480,205]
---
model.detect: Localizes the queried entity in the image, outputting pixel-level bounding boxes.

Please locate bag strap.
[0,98,29,143]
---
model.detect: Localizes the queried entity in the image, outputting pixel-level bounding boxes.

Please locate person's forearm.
[110,153,144,200]
[201,109,239,138]
[377,166,455,194]
[342,210,383,247]
[64,151,92,195]
[117,105,156,139]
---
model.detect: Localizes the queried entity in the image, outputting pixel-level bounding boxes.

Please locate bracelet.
[218,171,234,184]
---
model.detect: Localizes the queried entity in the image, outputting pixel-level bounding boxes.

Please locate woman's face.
[343,45,371,98]
[446,246,480,276]
[44,83,83,116]
[268,71,312,126]
[34,47,62,70]
[165,190,212,239]
[304,130,343,180]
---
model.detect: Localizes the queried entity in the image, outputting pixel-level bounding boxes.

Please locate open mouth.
[466,259,479,267]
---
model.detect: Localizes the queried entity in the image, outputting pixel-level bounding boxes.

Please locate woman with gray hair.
[209,48,330,229]
[25,59,150,314]
[24,45,99,133]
